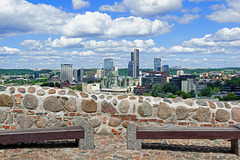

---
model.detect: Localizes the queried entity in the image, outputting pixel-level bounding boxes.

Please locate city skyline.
[0,0,240,69]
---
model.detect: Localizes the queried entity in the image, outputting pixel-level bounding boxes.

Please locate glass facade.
[128,61,137,79]
[154,58,161,72]
[104,58,113,77]
[131,49,139,77]
[60,64,73,82]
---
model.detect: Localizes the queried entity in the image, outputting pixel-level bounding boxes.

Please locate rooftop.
[0,134,238,160]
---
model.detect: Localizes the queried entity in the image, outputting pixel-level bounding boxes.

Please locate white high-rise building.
[60,64,73,82]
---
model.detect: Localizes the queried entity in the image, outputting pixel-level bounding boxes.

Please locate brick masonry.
[0,85,239,135]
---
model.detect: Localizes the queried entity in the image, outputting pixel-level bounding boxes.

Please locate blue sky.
[0,0,240,69]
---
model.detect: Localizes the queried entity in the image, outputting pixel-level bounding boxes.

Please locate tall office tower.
[163,65,169,75]
[74,68,84,82]
[104,58,113,77]
[34,70,39,79]
[128,61,137,79]
[60,64,73,82]
[153,58,162,72]
[131,49,139,77]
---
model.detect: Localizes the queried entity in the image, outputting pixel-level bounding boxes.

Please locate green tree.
[76,85,82,91]
[200,87,213,97]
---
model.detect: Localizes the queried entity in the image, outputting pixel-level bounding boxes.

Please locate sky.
[0,0,240,69]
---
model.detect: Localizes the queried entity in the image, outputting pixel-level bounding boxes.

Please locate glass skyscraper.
[74,68,84,82]
[154,58,162,72]
[130,49,139,77]
[128,61,137,79]
[60,64,73,82]
[104,58,113,77]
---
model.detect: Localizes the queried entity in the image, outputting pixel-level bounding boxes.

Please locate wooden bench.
[127,124,240,156]
[0,118,94,150]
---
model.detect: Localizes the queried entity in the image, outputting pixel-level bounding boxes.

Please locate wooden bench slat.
[0,126,84,144]
[137,127,240,139]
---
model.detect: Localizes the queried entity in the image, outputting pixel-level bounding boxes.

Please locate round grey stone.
[224,102,231,109]
[81,99,97,113]
[35,117,48,128]
[68,90,78,97]
[196,100,208,106]
[0,94,13,107]
[37,89,45,96]
[216,109,230,122]
[9,87,15,94]
[172,97,183,103]
[137,101,153,117]
[16,114,33,129]
[23,94,38,110]
[176,106,188,120]
[184,99,194,106]
[64,97,77,112]
[157,102,172,119]
[0,110,8,123]
[112,99,118,106]
[91,95,97,100]
[89,117,102,128]
[232,107,240,122]
[0,86,7,91]
[108,118,121,127]
[97,127,112,135]
[43,96,63,112]
[99,95,105,99]
[196,107,211,122]
[101,100,117,114]
[217,102,224,108]
[163,99,172,104]
[119,100,130,114]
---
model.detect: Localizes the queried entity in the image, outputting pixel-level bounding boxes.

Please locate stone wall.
[0,86,239,135]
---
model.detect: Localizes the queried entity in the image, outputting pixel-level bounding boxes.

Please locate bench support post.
[127,124,141,150]
[231,139,240,156]
[73,117,94,150]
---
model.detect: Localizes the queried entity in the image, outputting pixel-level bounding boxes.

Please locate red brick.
[140,119,148,122]
[212,113,214,117]
[148,119,157,122]
[129,115,137,118]
[97,113,101,116]
[212,118,216,124]
[13,110,23,113]
[77,113,82,116]
[103,117,106,124]
[68,121,72,126]
[11,126,17,129]
[56,118,62,121]
[121,118,129,121]
[33,116,39,119]
[15,94,23,98]
[130,118,138,122]
[221,124,226,127]
[229,125,235,127]
[111,115,119,118]
[114,132,121,135]
[3,125,10,129]
[188,108,197,112]
[229,121,234,124]
[202,124,212,127]
[157,120,163,123]
[69,113,76,116]
[178,122,188,126]
[111,129,117,132]
[214,124,219,127]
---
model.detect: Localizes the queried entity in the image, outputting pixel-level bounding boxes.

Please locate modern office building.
[154,58,162,72]
[128,61,137,79]
[131,49,139,77]
[74,68,84,82]
[162,65,169,75]
[34,70,39,79]
[60,64,73,82]
[97,69,104,79]
[170,75,196,92]
[104,58,113,77]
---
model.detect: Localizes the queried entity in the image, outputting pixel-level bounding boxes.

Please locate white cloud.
[209,4,226,10]
[46,36,85,48]
[189,0,222,2]
[160,14,199,24]
[181,7,201,13]
[207,0,240,23]
[0,46,20,55]
[62,12,173,38]
[72,0,90,9]
[20,40,43,50]
[0,1,172,39]
[99,2,126,12]
[99,0,182,17]
[177,14,200,24]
